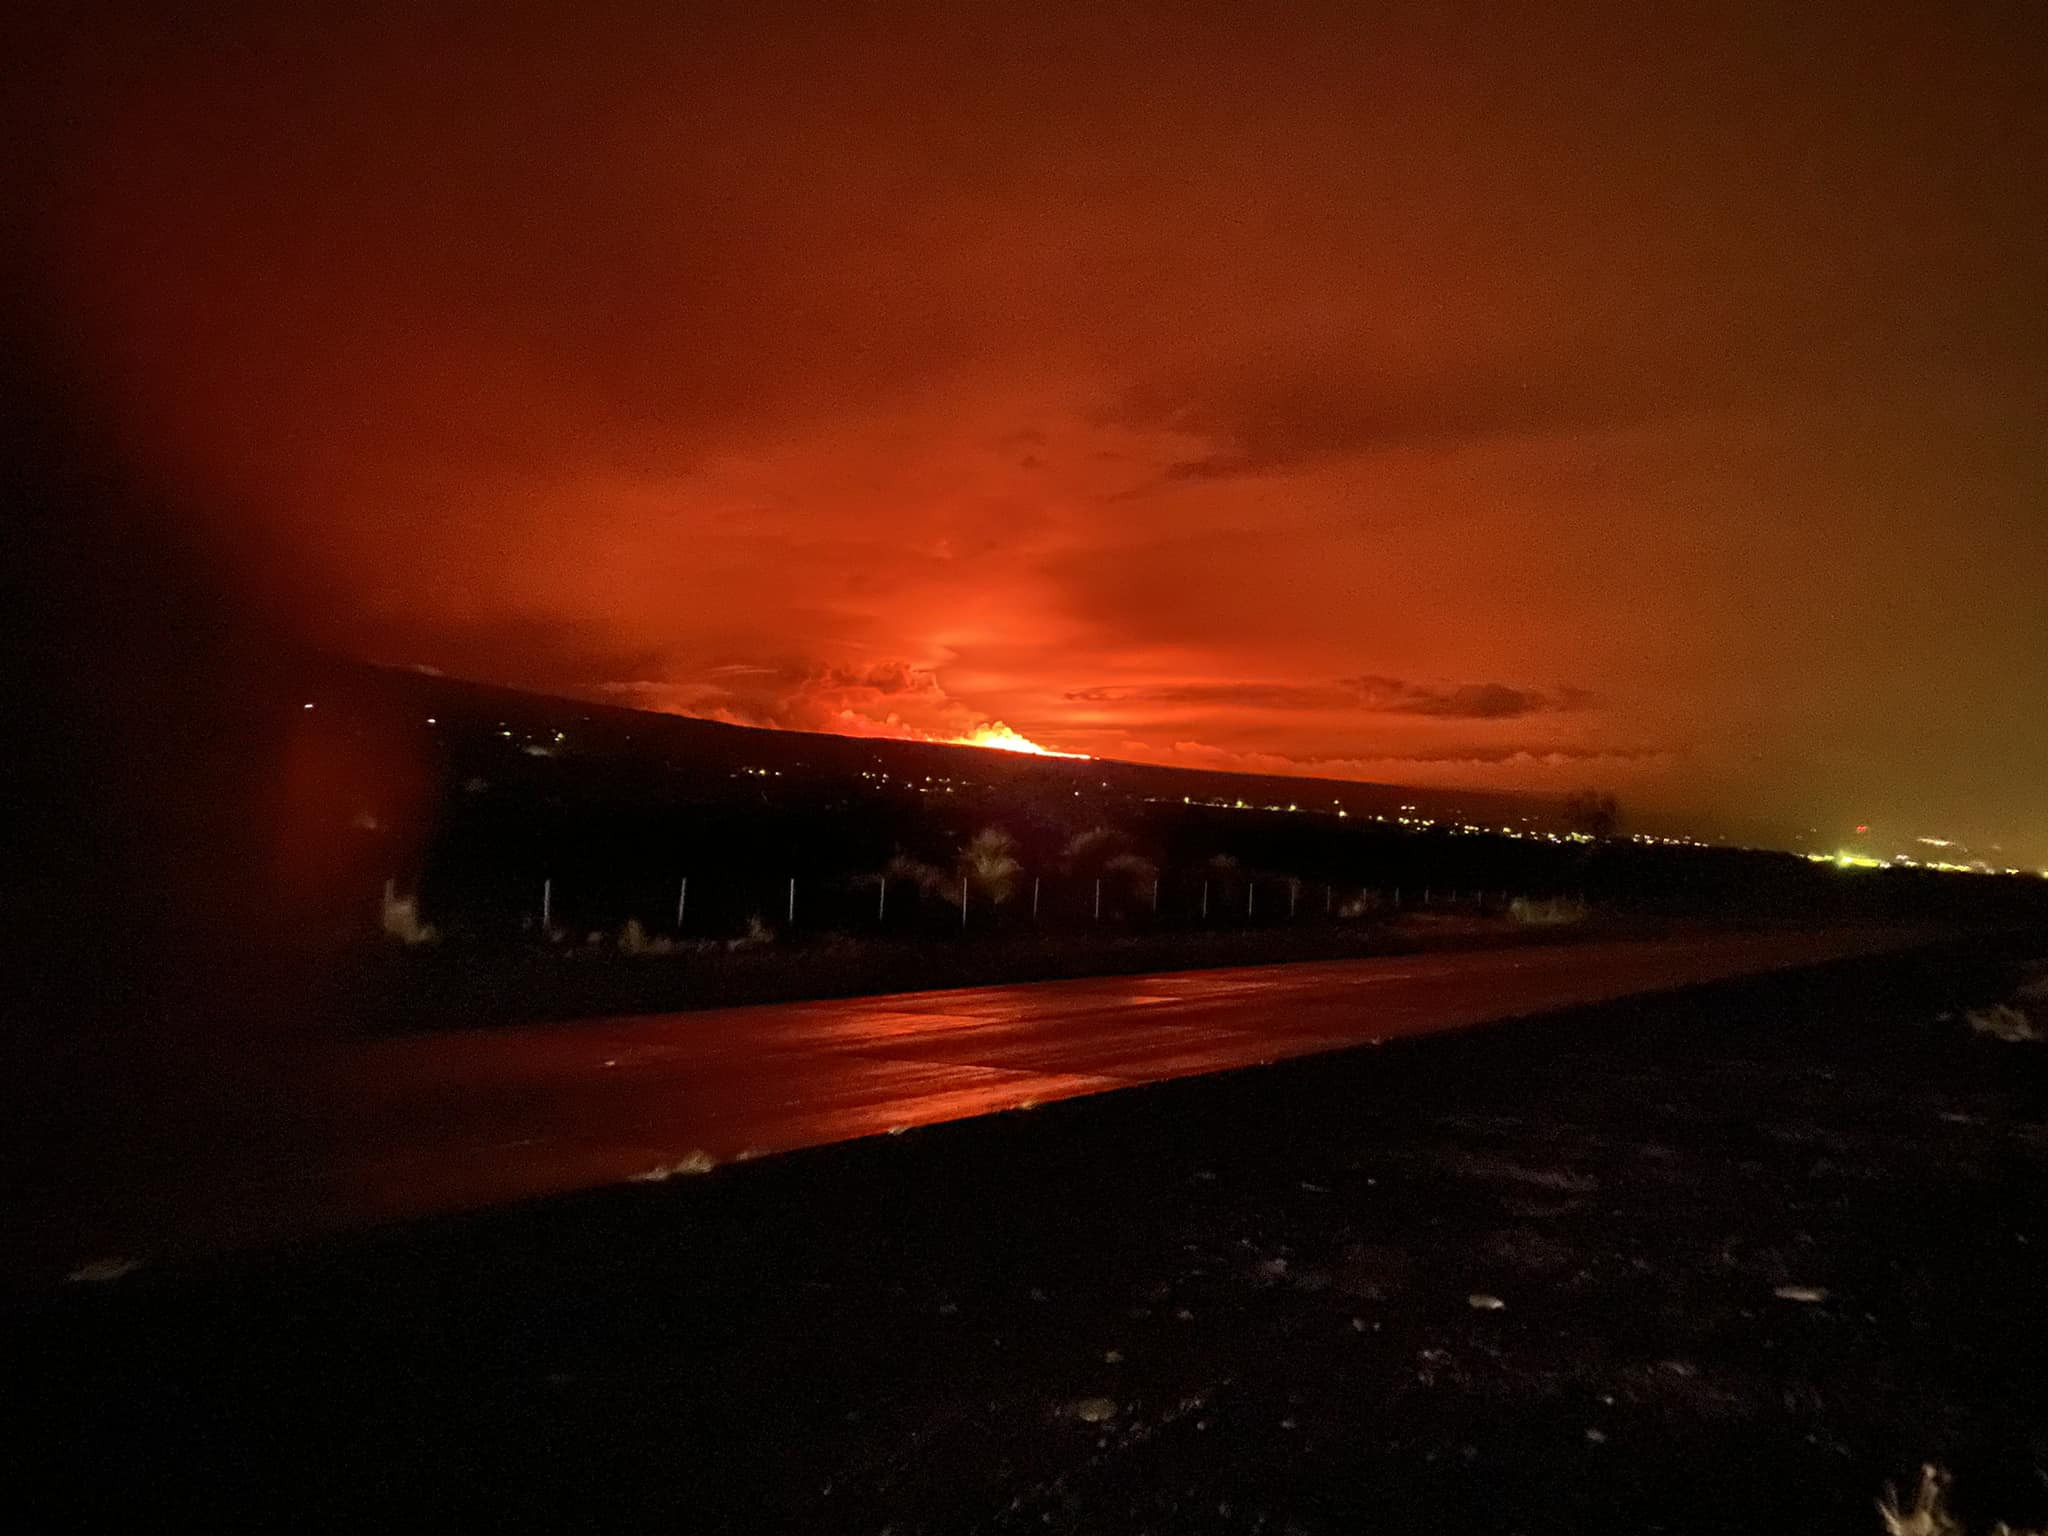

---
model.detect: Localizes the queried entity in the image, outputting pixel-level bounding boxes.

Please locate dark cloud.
[1067,677,1591,720]
[1065,682,1358,711]
[1345,677,1593,720]
[1109,367,1674,484]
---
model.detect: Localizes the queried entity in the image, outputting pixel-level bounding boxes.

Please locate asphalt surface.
[27,927,1923,1284]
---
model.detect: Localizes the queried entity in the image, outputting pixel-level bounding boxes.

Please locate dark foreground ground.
[12,937,2048,1533]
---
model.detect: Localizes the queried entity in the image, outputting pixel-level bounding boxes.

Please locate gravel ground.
[12,936,2048,1533]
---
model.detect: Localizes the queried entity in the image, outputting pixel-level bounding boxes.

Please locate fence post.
[1248,881,1255,918]
[961,879,969,928]
[788,877,796,926]
[1032,876,1041,919]
[676,875,687,931]
[1289,879,1299,919]
[1094,878,1102,921]
[1152,877,1160,913]
[878,875,887,923]
[542,877,552,932]
[1325,883,1333,916]
[1201,879,1209,919]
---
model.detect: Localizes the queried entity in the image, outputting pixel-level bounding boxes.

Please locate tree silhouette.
[1563,790,1620,840]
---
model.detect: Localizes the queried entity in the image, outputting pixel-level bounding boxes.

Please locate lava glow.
[19,3,2047,865]
[952,723,1089,759]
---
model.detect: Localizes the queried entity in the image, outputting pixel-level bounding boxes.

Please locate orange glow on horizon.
[23,3,2046,863]
[950,722,1089,759]
[802,705,1088,759]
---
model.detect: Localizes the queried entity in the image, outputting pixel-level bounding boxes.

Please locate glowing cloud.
[19,2,2046,862]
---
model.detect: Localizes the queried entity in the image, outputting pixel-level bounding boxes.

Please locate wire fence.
[390,865,1581,946]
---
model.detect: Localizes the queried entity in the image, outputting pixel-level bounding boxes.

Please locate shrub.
[618,919,677,957]
[1964,1003,2041,1043]
[1878,1464,2046,1535]
[1508,896,1589,927]
[380,880,437,945]
[727,915,775,950]
[958,827,1022,904]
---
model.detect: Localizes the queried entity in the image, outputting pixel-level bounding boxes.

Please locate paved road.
[30,928,1924,1282]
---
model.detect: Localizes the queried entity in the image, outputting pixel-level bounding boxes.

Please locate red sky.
[12,2,2047,860]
